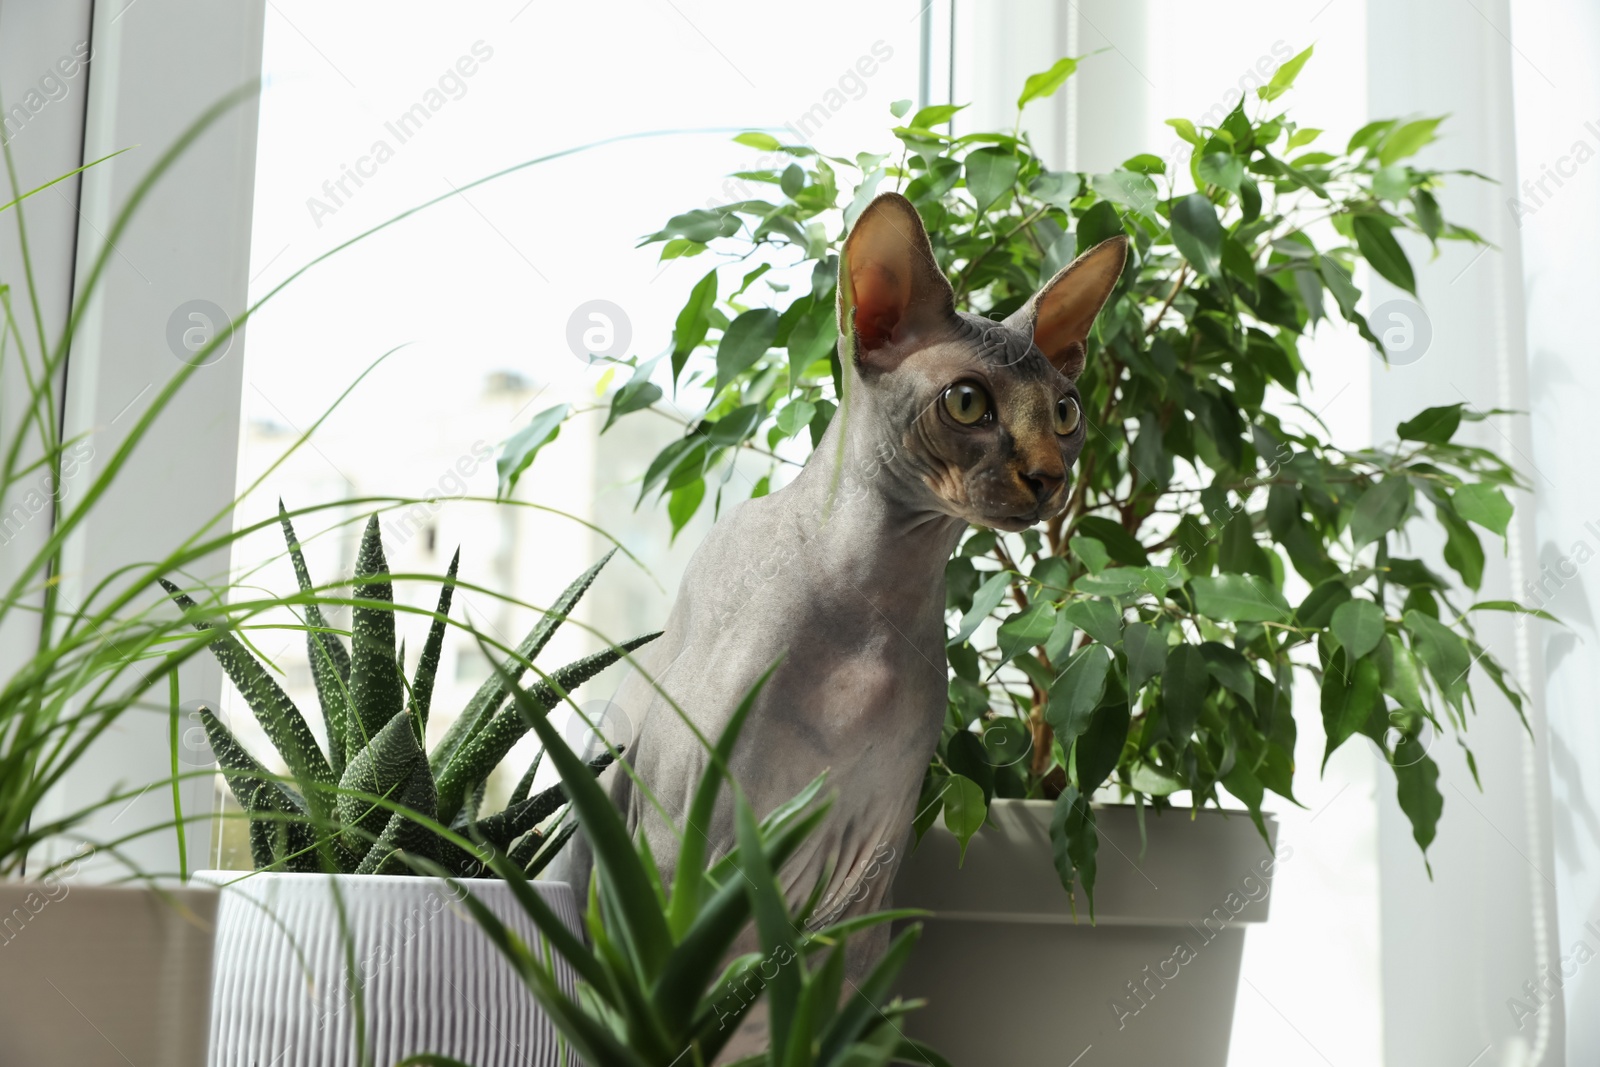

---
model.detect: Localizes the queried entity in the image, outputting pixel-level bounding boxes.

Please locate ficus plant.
[502,50,1535,911]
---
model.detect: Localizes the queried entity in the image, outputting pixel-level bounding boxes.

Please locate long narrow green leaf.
[278,502,352,779]
[893,1038,957,1067]
[818,925,922,1062]
[521,820,575,877]
[158,580,334,818]
[468,751,612,851]
[347,515,404,756]
[428,856,645,1067]
[435,632,658,822]
[495,650,675,981]
[410,548,459,737]
[735,797,803,1056]
[669,664,776,939]
[783,943,846,1067]
[337,707,431,854]
[509,748,544,806]
[655,801,831,1026]
[430,550,616,774]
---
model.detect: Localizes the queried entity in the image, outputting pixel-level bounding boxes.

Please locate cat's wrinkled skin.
[555,193,1125,992]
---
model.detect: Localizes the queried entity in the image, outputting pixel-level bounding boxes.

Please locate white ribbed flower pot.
[196,871,584,1067]
[893,800,1280,1067]
[0,881,218,1066]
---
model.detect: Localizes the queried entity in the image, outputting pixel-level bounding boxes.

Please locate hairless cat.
[556,191,1125,990]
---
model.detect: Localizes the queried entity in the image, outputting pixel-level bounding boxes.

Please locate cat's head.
[837,192,1126,532]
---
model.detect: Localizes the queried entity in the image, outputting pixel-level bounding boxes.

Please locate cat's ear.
[839,193,955,366]
[1005,235,1128,380]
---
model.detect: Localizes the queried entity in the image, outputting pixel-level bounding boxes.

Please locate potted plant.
[165,506,656,1067]
[0,104,278,1067]
[421,667,953,1067]
[510,51,1532,1064]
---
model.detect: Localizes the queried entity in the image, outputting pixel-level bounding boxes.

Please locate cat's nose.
[1023,468,1064,501]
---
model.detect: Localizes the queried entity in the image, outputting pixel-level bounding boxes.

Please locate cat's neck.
[775,410,967,611]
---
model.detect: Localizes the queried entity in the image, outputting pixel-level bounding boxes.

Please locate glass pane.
[228,2,918,813]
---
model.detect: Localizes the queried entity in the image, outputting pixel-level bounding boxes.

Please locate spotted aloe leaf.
[347,515,405,759]
[469,751,615,854]
[352,757,441,875]
[508,749,544,807]
[338,706,433,856]
[197,705,322,873]
[430,549,618,776]
[512,820,576,877]
[435,632,659,824]
[409,549,459,740]
[159,579,334,825]
[278,502,353,780]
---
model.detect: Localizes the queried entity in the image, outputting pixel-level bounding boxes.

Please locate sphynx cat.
[558,191,1126,988]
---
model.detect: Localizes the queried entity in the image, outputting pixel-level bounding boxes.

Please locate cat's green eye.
[1053,396,1082,435]
[943,382,991,425]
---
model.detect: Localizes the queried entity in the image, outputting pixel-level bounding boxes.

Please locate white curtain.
[1508,0,1600,1061]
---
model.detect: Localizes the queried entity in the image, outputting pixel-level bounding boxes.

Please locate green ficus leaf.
[1160,643,1209,741]
[1050,786,1098,918]
[1063,597,1124,647]
[1353,214,1417,294]
[672,268,719,383]
[1122,622,1168,696]
[997,599,1058,660]
[715,308,779,394]
[1350,477,1413,549]
[1046,644,1113,743]
[1378,117,1444,167]
[1258,44,1314,102]
[1017,57,1079,109]
[1074,704,1130,793]
[1189,574,1290,623]
[1454,482,1512,538]
[1331,599,1386,660]
[942,773,988,865]
[1170,193,1224,277]
[1393,742,1443,860]
[1397,403,1463,444]
[498,403,570,499]
[965,147,1022,212]
[951,570,1011,647]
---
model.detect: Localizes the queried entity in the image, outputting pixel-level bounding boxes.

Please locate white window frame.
[9,0,267,880]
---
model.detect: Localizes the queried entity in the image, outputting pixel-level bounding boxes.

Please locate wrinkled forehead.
[931,313,1060,385]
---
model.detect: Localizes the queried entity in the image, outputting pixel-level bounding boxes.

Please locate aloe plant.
[159,505,656,876]
[400,666,951,1067]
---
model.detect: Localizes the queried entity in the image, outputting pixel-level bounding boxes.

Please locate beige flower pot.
[893,799,1280,1067]
[0,880,218,1066]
